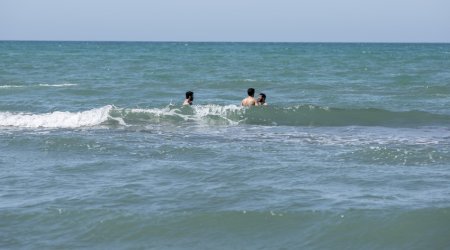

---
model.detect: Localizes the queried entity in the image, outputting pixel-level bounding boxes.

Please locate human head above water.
[185,91,194,101]
[259,93,266,101]
[247,88,255,97]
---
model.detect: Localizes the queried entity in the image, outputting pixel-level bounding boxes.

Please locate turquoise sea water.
[1,41,450,249]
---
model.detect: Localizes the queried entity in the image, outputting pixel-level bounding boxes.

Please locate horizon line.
[1,39,449,44]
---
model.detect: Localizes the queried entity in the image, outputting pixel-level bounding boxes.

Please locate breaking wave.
[1,104,449,129]
[0,105,112,128]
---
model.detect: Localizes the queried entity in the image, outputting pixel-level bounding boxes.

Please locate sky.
[1,0,449,42]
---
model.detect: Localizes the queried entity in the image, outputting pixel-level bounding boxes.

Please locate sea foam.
[38,83,78,87]
[0,105,112,128]
[116,104,244,125]
[0,85,24,89]
[2,104,449,129]
[0,83,77,89]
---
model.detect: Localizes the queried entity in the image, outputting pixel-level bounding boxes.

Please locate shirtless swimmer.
[241,88,257,106]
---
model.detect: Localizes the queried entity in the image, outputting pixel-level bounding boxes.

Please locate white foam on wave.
[0,105,113,128]
[0,83,78,89]
[123,104,244,125]
[191,104,243,124]
[128,106,174,116]
[192,104,242,116]
[38,83,78,87]
[0,85,24,89]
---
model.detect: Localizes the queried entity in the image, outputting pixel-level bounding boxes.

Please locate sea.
[1,41,449,249]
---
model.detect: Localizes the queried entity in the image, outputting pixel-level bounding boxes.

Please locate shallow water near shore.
[1,41,450,249]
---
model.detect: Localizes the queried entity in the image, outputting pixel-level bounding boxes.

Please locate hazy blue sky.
[1,0,449,42]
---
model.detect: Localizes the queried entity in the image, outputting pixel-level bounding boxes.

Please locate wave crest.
[112,104,450,127]
[0,105,112,128]
[1,104,449,129]
[0,83,77,89]
[111,104,243,126]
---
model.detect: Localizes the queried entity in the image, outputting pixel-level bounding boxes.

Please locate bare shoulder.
[242,97,256,106]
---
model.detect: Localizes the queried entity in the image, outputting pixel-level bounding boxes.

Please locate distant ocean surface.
[1,41,450,249]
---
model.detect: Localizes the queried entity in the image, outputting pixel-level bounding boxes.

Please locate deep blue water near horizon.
[1,41,450,249]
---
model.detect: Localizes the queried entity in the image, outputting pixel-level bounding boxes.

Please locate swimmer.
[241,88,256,106]
[256,93,267,106]
[183,91,194,105]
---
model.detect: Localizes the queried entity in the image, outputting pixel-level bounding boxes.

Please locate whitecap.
[38,83,78,87]
[117,104,244,126]
[0,85,24,89]
[0,105,113,128]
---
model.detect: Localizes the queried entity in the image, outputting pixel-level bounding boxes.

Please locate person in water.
[183,91,194,105]
[256,93,267,106]
[241,88,256,106]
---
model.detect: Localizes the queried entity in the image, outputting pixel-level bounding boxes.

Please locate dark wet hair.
[247,88,255,97]
[259,93,266,99]
[185,91,194,100]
